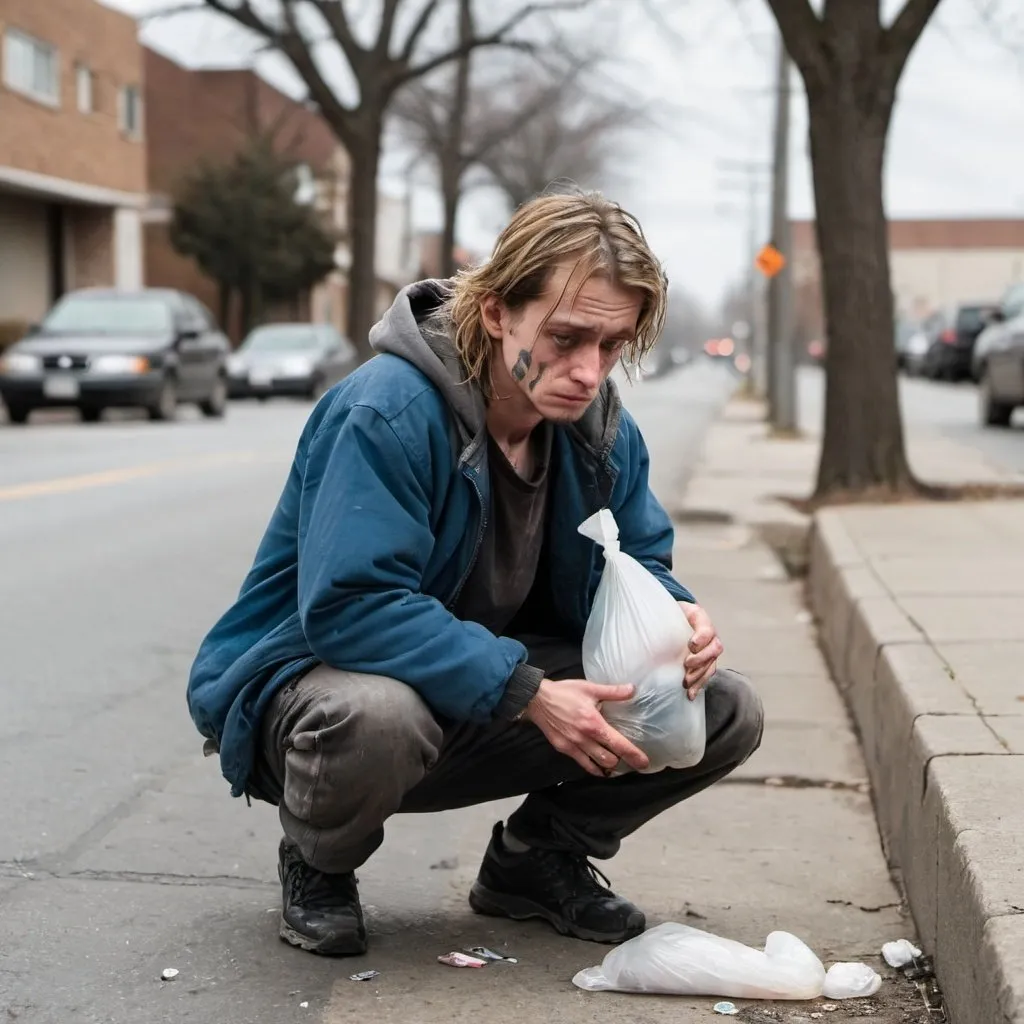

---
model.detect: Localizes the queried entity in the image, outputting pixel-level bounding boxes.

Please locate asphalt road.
[0,359,737,1024]
[797,365,1024,475]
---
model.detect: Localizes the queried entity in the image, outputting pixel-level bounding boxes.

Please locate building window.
[119,84,142,138]
[76,64,93,113]
[2,29,60,106]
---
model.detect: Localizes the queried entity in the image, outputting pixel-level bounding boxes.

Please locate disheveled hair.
[437,188,668,397]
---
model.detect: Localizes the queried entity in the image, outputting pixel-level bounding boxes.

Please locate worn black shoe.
[278,839,367,956]
[468,821,646,944]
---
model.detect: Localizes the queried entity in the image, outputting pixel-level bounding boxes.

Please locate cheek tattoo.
[528,361,549,391]
[511,349,532,382]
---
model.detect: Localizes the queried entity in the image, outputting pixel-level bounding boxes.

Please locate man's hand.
[680,602,724,700]
[525,679,650,777]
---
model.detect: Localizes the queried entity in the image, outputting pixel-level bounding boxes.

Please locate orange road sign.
[755,243,786,278]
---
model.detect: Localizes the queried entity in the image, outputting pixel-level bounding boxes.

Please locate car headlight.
[227,355,246,376]
[278,357,313,378]
[0,352,42,375]
[91,354,149,374]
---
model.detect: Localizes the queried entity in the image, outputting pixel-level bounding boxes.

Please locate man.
[187,190,763,958]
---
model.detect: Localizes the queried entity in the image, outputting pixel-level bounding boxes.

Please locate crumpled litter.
[713,1002,739,1015]
[882,938,922,969]
[821,961,882,999]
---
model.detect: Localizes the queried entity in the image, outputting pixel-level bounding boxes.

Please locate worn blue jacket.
[187,281,695,797]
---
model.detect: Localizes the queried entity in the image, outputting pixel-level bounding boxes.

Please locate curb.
[808,511,1024,1024]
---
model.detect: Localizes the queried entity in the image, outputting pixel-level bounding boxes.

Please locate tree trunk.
[807,85,917,500]
[439,0,473,281]
[346,128,382,363]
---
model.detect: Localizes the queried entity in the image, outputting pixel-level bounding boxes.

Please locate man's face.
[482,262,643,423]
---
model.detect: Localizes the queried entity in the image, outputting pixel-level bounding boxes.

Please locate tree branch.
[308,0,367,71]
[399,0,443,62]
[394,0,595,90]
[376,0,403,58]
[880,0,943,76]
[762,0,829,90]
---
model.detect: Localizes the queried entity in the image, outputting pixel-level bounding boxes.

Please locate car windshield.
[241,326,323,352]
[42,296,173,335]
[956,306,996,332]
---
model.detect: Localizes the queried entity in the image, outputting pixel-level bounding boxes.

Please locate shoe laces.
[542,849,613,898]
[285,856,358,911]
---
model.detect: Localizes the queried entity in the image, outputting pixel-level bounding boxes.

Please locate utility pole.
[716,159,770,395]
[767,29,796,433]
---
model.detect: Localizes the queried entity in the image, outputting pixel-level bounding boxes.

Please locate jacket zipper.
[445,465,487,610]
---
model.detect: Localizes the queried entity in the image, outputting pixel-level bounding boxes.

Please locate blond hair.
[440,189,668,396]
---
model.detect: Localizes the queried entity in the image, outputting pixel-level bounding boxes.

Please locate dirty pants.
[250,636,764,874]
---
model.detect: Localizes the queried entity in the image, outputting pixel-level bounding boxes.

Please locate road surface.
[0,360,736,1023]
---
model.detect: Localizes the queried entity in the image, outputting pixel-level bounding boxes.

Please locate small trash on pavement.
[821,962,882,999]
[713,1002,739,1015]
[430,857,459,870]
[160,968,179,981]
[881,939,921,969]
[350,970,380,981]
[467,945,517,963]
[438,952,487,968]
[299,1001,309,1008]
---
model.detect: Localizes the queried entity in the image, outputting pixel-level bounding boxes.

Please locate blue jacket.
[187,281,695,797]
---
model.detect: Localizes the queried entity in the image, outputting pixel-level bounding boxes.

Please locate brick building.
[791,218,1024,342]
[142,47,351,342]
[0,0,146,325]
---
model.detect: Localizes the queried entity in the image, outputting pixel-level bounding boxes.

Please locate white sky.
[107,0,1024,312]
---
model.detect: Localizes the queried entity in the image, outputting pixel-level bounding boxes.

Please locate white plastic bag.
[572,922,827,1000]
[578,509,706,773]
[822,962,882,999]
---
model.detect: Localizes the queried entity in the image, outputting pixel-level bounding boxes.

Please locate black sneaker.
[277,839,367,956]
[468,821,645,944]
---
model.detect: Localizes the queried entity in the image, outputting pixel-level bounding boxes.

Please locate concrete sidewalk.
[697,383,1024,1024]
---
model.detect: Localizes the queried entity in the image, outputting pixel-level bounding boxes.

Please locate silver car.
[972,282,1024,427]
[227,323,357,401]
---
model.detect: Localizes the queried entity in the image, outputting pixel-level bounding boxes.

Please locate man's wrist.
[495,663,545,722]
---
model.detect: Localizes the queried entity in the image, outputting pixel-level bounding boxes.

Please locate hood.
[369,279,621,459]
[14,334,172,356]
[370,280,485,449]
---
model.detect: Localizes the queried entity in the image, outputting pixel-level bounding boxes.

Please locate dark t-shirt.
[452,423,553,637]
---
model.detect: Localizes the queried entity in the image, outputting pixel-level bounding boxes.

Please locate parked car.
[227,323,357,400]
[973,282,1024,426]
[0,288,229,424]
[920,302,998,381]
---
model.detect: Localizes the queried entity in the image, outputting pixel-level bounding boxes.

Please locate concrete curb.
[809,511,1024,1024]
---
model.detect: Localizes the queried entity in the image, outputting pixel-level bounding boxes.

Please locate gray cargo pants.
[249,636,763,874]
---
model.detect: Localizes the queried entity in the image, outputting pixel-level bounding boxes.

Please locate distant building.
[415,231,479,280]
[791,217,1024,341]
[0,0,146,324]
[142,47,350,343]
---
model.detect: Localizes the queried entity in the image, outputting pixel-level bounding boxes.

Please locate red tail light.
[940,329,957,344]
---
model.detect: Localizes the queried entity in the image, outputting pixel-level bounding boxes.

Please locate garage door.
[0,192,51,323]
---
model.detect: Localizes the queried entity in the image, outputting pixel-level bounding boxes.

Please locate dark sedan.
[226,323,357,400]
[921,302,998,381]
[0,288,230,424]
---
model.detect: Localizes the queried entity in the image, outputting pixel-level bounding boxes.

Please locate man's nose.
[569,345,602,388]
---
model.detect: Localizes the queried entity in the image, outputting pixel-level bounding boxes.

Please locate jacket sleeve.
[296,401,528,721]
[612,411,697,605]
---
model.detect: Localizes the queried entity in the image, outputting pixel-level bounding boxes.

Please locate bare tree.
[474,67,648,211]
[164,0,594,359]
[763,0,942,501]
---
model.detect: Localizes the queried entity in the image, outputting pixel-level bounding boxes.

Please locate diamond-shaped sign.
[755,243,786,278]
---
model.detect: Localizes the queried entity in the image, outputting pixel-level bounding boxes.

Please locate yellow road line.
[0,451,271,503]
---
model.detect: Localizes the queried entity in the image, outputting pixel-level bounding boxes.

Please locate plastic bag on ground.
[578,509,706,773]
[822,962,882,999]
[572,922,826,1000]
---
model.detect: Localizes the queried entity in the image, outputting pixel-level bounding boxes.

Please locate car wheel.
[148,378,178,422]
[199,378,228,418]
[5,403,30,425]
[80,407,102,424]
[980,368,1013,427]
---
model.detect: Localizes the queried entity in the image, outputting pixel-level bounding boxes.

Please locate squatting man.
[188,190,764,956]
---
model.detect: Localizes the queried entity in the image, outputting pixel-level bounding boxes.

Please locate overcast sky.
[107,0,1024,311]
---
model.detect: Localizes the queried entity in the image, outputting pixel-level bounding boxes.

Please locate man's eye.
[552,334,575,349]
[601,339,626,353]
